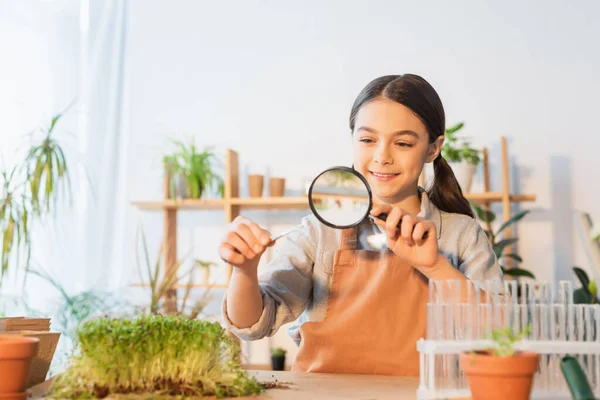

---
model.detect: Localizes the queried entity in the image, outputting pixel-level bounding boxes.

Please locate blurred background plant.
[471,203,535,280]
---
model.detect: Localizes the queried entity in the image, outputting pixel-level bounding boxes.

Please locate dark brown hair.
[349,74,474,218]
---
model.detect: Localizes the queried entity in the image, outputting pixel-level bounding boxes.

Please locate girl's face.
[352,97,443,204]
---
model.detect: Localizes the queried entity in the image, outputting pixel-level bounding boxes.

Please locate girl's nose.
[374,144,393,165]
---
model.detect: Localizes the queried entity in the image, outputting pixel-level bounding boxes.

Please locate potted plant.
[471,204,535,281]
[442,122,481,193]
[271,347,286,371]
[164,140,224,200]
[0,335,39,398]
[460,326,538,400]
[48,314,264,398]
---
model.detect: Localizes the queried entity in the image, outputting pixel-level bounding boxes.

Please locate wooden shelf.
[131,199,226,210]
[131,193,536,211]
[131,283,229,289]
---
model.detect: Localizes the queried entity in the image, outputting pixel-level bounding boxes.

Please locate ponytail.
[427,156,474,218]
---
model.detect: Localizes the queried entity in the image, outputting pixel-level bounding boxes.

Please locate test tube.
[539,281,551,306]
[429,279,445,304]
[427,302,437,340]
[584,305,594,381]
[559,280,573,307]
[594,304,600,393]
[552,304,567,391]
[466,279,478,305]
[539,304,550,391]
[480,303,493,339]
[444,303,455,390]
[459,303,474,341]
[577,305,585,367]
[568,304,576,342]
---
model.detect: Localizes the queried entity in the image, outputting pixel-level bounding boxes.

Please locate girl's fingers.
[236,223,263,254]
[385,207,404,241]
[218,243,245,266]
[225,231,255,259]
[370,204,392,218]
[400,214,416,246]
[412,220,431,246]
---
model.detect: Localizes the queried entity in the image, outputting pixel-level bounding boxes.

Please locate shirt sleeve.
[458,218,504,283]
[221,215,317,341]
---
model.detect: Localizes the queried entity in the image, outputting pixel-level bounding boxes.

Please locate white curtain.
[0,0,130,323]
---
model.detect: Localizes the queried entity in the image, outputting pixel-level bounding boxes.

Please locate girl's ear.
[426,136,444,163]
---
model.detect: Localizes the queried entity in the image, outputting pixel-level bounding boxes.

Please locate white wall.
[125,0,600,365]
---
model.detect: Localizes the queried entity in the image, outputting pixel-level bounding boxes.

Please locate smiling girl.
[218,74,502,376]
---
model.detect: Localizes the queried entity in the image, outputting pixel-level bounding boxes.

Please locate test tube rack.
[418,279,600,400]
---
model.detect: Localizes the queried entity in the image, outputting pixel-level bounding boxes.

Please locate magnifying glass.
[269,166,427,247]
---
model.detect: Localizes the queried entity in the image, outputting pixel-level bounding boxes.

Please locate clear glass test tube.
[584,305,593,380]
[568,304,576,342]
[538,281,551,306]
[480,303,493,339]
[552,304,566,391]
[577,305,585,367]
[559,280,573,307]
[429,279,445,304]
[594,305,600,393]
[459,303,474,341]
[427,302,437,340]
[539,304,549,391]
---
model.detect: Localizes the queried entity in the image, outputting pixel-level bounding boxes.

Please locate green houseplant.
[1,109,75,283]
[471,204,535,280]
[48,314,264,398]
[164,140,224,200]
[442,122,481,193]
[460,326,538,400]
[271,347,287,371]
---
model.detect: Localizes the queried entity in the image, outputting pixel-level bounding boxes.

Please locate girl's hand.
[370,205,440,271]
[218,216,273,271]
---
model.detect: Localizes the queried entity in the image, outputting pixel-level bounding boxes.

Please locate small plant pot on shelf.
[448,161,477,193]
[459,350,539,400]
[269,177,285,197]
[0,335,39,398]
[248,175,264,197]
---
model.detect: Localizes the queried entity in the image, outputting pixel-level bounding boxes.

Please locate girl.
[218,74,503,376]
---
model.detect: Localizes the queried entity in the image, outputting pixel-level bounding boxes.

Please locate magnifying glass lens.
[308,168,371,229]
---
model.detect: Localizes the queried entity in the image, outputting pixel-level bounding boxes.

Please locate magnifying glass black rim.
[307,166,373,230]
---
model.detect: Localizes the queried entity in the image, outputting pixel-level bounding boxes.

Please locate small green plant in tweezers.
[49,314,263,399]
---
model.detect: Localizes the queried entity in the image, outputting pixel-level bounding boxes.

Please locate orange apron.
[292,226,429,376]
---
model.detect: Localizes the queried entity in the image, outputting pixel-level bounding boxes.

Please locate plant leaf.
[496,210,530,237]
[573,266,590,289]
[504,253,523,263]
[445,122,465,135]
[501,267,535,279]
[493,237,519,258]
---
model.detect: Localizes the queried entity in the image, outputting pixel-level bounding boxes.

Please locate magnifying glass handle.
[370,214,429,240]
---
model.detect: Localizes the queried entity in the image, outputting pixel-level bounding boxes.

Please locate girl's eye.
[359,138,374,144]
[396,142,413,148]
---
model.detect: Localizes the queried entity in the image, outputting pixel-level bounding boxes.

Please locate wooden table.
[28,370,422,399]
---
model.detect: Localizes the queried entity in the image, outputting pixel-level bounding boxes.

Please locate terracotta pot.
[460,350,539,400]
[269,177,285,197]
[0,335,39,395]
[248,175,264,197]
